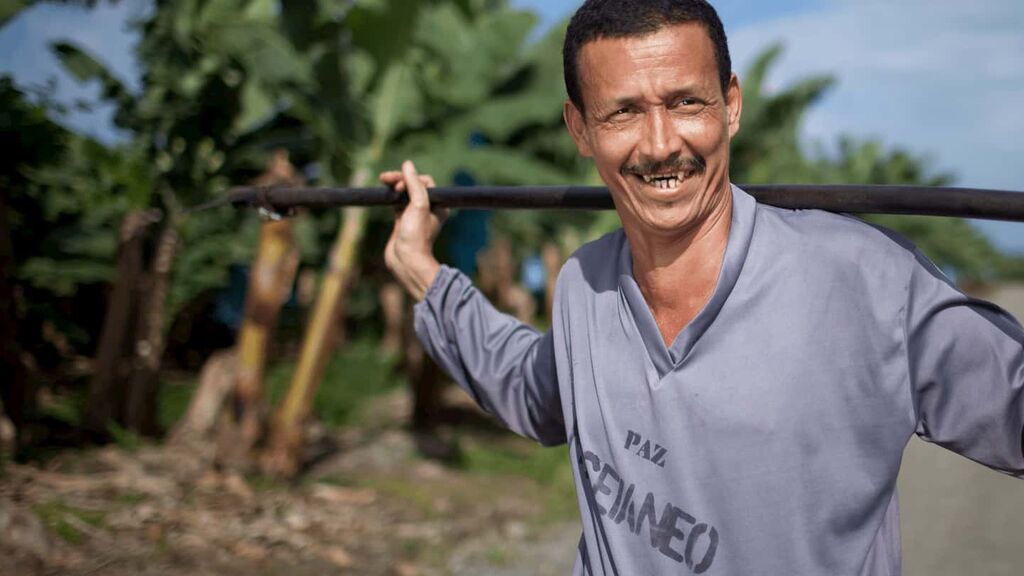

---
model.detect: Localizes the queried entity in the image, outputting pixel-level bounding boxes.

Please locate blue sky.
[3,0,1023,251]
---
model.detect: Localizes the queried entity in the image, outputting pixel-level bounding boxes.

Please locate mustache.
[621,156,706,177]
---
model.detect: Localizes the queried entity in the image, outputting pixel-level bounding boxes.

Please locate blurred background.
[0,1,1021,574]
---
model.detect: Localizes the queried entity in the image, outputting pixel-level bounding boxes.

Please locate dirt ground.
[7,385,1019,576]
[0,388,580,576]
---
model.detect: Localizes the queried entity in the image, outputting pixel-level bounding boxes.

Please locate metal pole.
[188,184,1024,222]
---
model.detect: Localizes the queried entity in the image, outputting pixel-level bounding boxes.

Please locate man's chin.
[624,192,724,237]
[625,206,704,237]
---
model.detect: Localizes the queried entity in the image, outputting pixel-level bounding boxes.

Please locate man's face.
[565,23,742,239]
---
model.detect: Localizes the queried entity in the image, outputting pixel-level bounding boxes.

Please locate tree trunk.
[262,201,367,478]
[0,186,32,452]
[541,241,562,319]
[487,236,535,323]
[0,411,14,458]
[84,210,155,437]
[381,277,444,432]
[125,224,179,436]
[213,150,302,469]
[405,314,442,431]
[215,219,299,467]
[378,282,404,357]
[169,348,237,444]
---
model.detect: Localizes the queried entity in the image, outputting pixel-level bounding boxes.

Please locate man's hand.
[381,160,448,301]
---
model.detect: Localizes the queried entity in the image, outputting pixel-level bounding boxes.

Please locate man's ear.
[725,73,742,139]
[563,100,593,157]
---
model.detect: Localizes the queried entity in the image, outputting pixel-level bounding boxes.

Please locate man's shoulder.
[571,228,627,264]
[555,228,627,294]
[753,199,919,267]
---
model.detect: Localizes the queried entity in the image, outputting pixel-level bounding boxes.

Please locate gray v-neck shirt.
[414,185,1024,575]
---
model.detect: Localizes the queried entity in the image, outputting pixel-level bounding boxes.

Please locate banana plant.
[261,0,442,477]
[730,46,1004,282]
[51,0,328,435]
[261,0,599,475]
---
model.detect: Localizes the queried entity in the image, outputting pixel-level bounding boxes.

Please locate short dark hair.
[563,0,732,115]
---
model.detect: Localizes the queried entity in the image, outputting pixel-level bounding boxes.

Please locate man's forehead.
[576,23,720,103]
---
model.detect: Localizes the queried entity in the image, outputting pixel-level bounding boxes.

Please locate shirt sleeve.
[413,265,566,446]
[905,250,1024,477]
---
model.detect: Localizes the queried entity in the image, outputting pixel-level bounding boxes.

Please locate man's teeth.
[640,173,682,189]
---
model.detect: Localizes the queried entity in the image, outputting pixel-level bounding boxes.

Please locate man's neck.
[625,190,733,347]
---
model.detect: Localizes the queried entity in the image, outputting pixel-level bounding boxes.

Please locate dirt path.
[6,392,1022,576]
[0,389,581,576]
[447,519,579,576]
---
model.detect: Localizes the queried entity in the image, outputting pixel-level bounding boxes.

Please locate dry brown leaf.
[311,483,377,506]
[223,473,254,500]
[393,561,419,576]
[233,540,268,561]
[321,545,354,568]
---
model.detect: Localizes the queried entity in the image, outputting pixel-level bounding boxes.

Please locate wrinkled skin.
[384,23,743,346]
[564,22,741,263]
[563,23,743,344]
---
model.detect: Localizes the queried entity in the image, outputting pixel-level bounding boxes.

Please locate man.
[380,1,1024,574]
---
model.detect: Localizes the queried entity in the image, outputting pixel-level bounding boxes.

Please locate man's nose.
[638,107,683,162]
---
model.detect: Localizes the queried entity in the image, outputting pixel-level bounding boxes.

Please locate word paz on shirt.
[624,429,668,467]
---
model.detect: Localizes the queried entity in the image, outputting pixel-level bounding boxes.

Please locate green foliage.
[109,0,313,196]
[52,42,135,112]
[36,387,85,427]
[462,440,570,485]
[32,499,107,544]
[797,137,950,188]
[167,207,262,321]
[157,374,196,432]
[730,43,835,185]
[106,422,142,451]
[26,0,603,354]
[0,1,28,27]
[264,338,405,427]
[0,78,66,182]
[372,8,596,257]
[460,437,577,523]
[46,0,370,330]
[157,339,404,431]
[3,78,137,355]
[18,138,150,296]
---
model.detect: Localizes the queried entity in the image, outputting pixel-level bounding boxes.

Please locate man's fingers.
[379,170,402,185]
[402,160,431,209]
[385,163,437,211]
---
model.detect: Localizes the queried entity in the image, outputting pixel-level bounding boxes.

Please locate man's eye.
[675,98,698,107]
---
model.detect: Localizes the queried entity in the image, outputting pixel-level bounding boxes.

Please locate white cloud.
[727,0,1024,250]
[728,0,1023,177]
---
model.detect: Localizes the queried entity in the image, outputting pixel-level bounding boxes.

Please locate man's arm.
[905,248,1024,477]
[382,162,565,445]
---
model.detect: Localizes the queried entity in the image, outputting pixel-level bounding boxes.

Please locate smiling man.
[380,1,1024,574]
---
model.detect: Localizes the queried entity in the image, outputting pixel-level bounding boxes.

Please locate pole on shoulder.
[186,184,1024,222]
